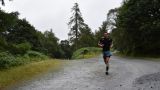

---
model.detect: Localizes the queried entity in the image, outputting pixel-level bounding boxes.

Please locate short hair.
[104,32,108,34]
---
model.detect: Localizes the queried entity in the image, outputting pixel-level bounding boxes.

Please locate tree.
[0,10,19,35]
[112,0,160,56]
[107,8,118,31]
[0,6,70,59]
[60,40,72,59]
[6,19,41,51]
[43,29,60,58]
[0,0,5,5]
[0,9,19,52]
[78,24,95,48]
[95,21,108,44]
[0,0,12,6]
[68,3,86,50]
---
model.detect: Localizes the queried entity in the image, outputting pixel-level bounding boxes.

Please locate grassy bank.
[72,47,102,59]
[0,51,48,70]
[0,59,65,89]
[113,51,160,61]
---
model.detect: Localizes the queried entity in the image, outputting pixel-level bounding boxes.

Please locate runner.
[98,32,112,75]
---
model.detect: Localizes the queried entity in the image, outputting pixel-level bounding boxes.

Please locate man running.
[98,32,112,75]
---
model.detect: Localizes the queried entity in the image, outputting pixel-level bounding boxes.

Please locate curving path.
[8,55,160,90]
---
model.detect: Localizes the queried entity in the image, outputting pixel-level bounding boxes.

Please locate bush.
[0,52,18,69]
[10,42,31,55]
[0,37,8,52]
[25,51,48,60]
[0,51,48,70]
[72,47,102,59]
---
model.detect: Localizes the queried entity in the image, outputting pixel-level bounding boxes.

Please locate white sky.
[1,0,122,40]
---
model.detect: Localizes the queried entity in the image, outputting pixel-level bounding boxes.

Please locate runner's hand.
[99,44,104,48]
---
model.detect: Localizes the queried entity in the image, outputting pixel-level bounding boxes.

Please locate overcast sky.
[1,0,122,40]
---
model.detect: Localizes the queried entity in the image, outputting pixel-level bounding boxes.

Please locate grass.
[72,47,102,59]
[80,52,100,59]
[113,51,160,61]
[0,51,48,69]
[0,59,65,89]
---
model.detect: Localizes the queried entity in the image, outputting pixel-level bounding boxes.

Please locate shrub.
[10,42,31,55]
[0,52,17,69]
[72,47,102,59]
[0,37,8,52]
[25,51,47,60]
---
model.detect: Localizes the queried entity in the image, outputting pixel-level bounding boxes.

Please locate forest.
[0,0,160,69]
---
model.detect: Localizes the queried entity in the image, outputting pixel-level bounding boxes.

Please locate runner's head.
[104,32,109,38]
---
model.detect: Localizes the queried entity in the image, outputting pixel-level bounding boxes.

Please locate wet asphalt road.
[8,55,160,90]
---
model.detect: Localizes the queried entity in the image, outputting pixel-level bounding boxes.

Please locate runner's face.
[104,33,109,38]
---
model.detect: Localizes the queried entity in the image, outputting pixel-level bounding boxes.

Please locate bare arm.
[98,41,104,48]
[110,42,113,48]
[109,39,113,48]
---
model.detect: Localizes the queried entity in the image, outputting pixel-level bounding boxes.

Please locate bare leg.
[104,57,110,75]
[104,57,110,65]
[105,57,110,64]
[106,57,110,70]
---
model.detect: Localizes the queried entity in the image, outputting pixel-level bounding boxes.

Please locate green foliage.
[41,30,60,58]
[25,51,47,60]
[60,40,73,59]
[107,8,118,31]
[68,3,98,51]
[0,51,48,70]
[0,9,66,59]
[9,42,31,55]
[0,37,7,52]
[68,3,95,50]
[6,19,41,51]
[68,3,85,43]
[78,25,96,48]
[0,10,18,33]
[0,52,21,69]
[111,0,160,56]
[95,21,108,44]
[72,47,102,59]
